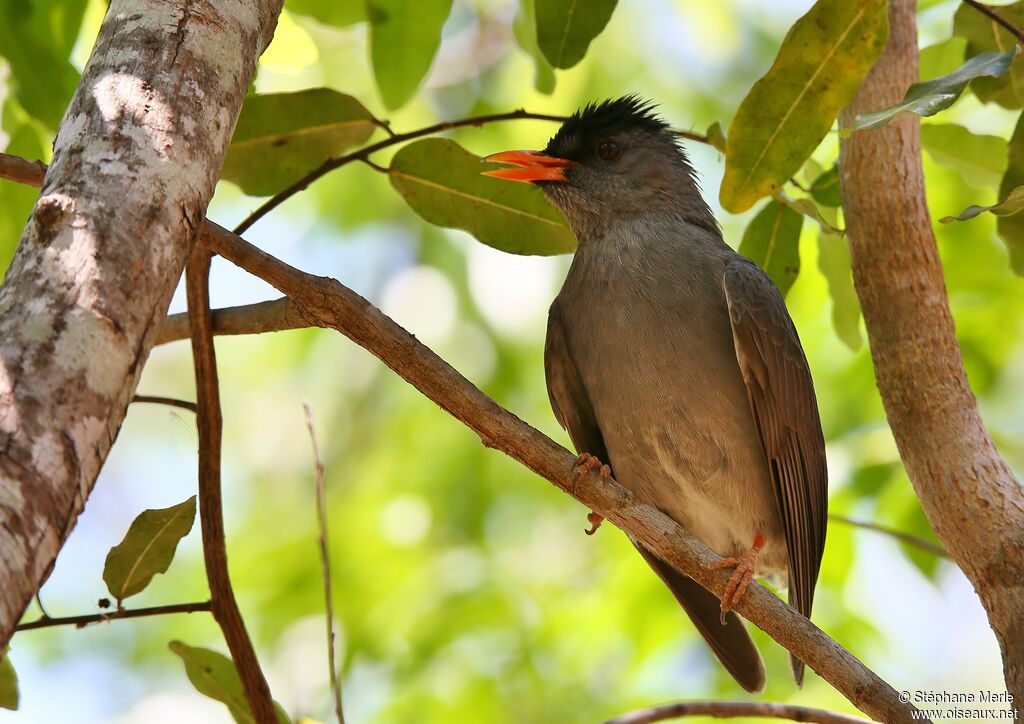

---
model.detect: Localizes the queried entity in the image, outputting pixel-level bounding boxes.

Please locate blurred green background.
[1,0,1022,722]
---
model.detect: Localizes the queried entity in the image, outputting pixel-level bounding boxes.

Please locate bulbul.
[483,96,827,692]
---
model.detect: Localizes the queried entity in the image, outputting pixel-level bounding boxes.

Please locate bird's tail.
[634,543,766,693]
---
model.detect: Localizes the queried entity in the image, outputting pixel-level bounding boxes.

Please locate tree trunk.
[0,0,281,648]
[839,0,1024,704]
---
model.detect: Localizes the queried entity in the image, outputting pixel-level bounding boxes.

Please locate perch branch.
[0,151,922,723]
[132,395,199,413]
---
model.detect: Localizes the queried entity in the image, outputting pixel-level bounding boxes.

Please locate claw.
[585,511,604,535]
[705,532,765,624]
[572,454,611,534]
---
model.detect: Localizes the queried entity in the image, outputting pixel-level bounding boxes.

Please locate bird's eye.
[597,141,620,161]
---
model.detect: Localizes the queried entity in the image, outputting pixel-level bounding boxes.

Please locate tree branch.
[193,221,922,723]
[602,700,871,724]
[15,601,212,632]
[0,0,283,652]
[839,0,1024,708]
[186,247,277,724]
[157,297,307,345]
[963,0,1024,45]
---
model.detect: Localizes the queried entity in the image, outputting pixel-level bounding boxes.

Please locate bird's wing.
[544,309,765,693]
[544,310,609,463]
[722,258,828,685]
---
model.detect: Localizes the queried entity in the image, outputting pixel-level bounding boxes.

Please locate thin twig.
[0,152,45,187]
[16,601,212,631]
[829,513,949,558]
[304,402,345,724]
[132,395,199,413]
[602,700,871,724]
[186,247,278,724]
[231,109,568,235]
[963,0,1024,45]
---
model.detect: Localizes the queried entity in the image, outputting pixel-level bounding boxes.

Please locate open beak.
[482,150,576,183]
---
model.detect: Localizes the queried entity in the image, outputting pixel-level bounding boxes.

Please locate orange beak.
[482,150,577,183]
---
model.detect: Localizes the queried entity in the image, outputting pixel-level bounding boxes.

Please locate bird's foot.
[706,532,765,624]
[572,453,610,535]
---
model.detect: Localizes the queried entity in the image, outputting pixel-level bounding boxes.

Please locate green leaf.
[817,226,862,350]
[919,36,969,80]
[535,0,618,69]
[103,496,196,603]
[845,50,1017,133]
[940,186,1024,222]
[810,166,841,207]
[287,0,365,27]
[998,112,1024,274]
[222,90,379,197]
[921,123,1008,190]
[954,0,1024,108]
[776,194,842,235]
[0,0,81,129]
[368,0,453,110]
[738,200,803,297]
[704,121,727,154]
[720,0,888,213]
[513,0,556,94]
[169,642,290,724]
[389,138,576,255]
[0,655,17,711]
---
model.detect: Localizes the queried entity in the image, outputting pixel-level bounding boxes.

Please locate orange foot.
[706,532,765,624]
[573,453,610,535]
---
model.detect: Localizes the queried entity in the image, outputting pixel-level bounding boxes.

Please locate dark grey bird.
[483,96,827,692]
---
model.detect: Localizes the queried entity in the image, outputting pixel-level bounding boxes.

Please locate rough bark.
[0,0,281,648]
[839,0,1024,704]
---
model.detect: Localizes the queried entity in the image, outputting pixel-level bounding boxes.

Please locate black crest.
[545,95,671,157]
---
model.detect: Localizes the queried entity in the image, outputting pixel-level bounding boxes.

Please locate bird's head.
[484,96,715,240]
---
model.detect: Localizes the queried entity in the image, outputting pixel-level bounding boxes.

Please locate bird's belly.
[562,297,788,576]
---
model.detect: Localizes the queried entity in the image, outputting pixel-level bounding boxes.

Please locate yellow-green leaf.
[103,497,196,604]
[776,193,843,235]
[389,138,576,255]
[953,0,1024,109]
[513,0,556,94]
[535,0,618,69]
[368,0,453,110]
[223,90,379,197]
[705,121,727,154]
[817,225,862,351]
[921,123,1008,190]
[738,200,803,297]
[0,656,17,711]
[998,113,1024,274]
[169,642,290,724]
[940,186,1024,222]
[844,50,1017,133]
[720,0,888,213]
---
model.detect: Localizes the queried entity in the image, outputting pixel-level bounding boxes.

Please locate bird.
[482,96,827,692]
